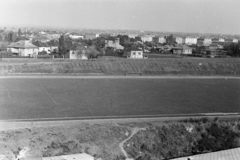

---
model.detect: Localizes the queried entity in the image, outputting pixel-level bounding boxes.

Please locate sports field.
[0,77,240,120]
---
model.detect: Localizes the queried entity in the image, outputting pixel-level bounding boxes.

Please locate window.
[132,52,136,55]
[138,52,141,55]
[72,51,75,54]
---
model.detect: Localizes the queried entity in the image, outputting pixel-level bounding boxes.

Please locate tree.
[85,46,99,59]
[18,28,22,36]
[7,32,17,42]
[166,34,176,45]
[92,37,105,51]
[58,35,72,56]
[74,45,87,59]
[224,42,240,56]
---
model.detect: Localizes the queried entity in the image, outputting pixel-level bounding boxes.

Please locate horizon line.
[1,23,240,36]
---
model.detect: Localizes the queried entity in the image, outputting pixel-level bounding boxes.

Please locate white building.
[7,40,38,57]
[175,37,184,44]
[69,50,88,59]
[219,38,225,42]
[69,34,84,39]
[233,39,239,43]
[69,44,88,60]
[159,37,166,44]
[185,37,197,45]
[141,35,153,42]
[128,34,138,39]
[33,41,51,54]
[203,38,212,45]
[105,38,124,50]
[182,45,193,55]
[125,48,147,59]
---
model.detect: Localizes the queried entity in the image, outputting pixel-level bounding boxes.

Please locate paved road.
[0,76,240,120]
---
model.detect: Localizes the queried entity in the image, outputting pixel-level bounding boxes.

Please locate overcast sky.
[0,0,240,34]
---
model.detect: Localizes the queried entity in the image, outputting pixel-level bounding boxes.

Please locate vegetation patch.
[124,118,240,160]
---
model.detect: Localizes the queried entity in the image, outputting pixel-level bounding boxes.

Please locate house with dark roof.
[47,40,59,52]
[68,43,88,59]
[182,45,193,54]
[124,47,147,59]
[105,38,124,50]
[203,38,212,46]
[7,40,38,57]
[171,45,192,55]
[32,41,51,54]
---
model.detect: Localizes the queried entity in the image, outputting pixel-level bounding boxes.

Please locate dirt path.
[119,127,146,159]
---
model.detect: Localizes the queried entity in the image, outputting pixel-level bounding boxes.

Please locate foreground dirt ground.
[0,122,131,160]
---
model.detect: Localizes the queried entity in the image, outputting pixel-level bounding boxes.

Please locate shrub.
[194,122,240,153]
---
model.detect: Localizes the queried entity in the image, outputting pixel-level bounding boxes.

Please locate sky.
[0,0,240,34]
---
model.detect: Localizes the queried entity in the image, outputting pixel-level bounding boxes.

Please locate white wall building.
[69,50,88,59]
[105,38,124,50]
[159,37,166,44]
[182,45,193,55]
[7,40,38,57]
[126,49,145,59]
[185,37,197,44]
[233,39,239,43]
[69,35,84,39]
[175,37,184,44]
[219,38,225,42]
[141,36,153,42]
[204,38,212,45]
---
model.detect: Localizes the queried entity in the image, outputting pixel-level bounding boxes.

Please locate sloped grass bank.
[124,118,240,160]
[1,58,240,75]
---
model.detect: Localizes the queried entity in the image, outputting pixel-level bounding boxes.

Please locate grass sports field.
[0,77,240,120]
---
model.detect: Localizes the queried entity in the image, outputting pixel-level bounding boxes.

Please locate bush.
[182,117,209,124]
[125,119,240,160]
[194,122,240,153]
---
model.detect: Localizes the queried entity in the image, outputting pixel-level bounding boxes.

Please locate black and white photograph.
[0,0,240,159]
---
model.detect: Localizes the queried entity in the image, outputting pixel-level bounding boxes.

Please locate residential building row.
[6,40,59,57]
[149,36,238,45]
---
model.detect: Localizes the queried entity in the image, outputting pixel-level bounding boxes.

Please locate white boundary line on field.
[0,112,239,122]
[39,84,58,106]
[0,75,240,79]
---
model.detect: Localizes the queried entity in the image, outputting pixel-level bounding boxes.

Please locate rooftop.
[43,153,94,160]
[8,40,38,49]
[172,147,240,160]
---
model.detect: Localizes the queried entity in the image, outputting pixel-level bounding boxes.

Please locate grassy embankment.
[1,57,240,75]
[1,117,240,160]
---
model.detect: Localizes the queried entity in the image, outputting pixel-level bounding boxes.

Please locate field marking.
[39,84,58,106]
[1,75,240,79]
[1,112,239,122]
[7,89,10,99]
